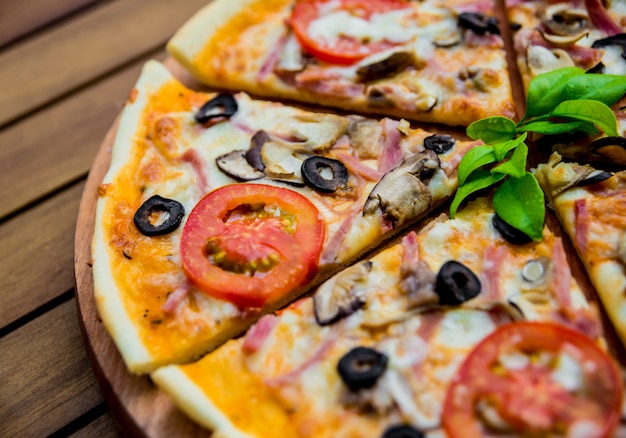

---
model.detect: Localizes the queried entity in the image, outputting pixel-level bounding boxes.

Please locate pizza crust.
[92,60,172,373]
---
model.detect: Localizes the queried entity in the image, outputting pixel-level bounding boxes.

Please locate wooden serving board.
[74,58,626,436]
[74,58,207,437]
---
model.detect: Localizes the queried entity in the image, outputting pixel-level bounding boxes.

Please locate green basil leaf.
[492,132,527,161]
[549,100,618,137]
[516,119,596,136]
[524,67,585,120]
[466,116,517,143]
[457,146,497,185]
[450,170,506,217]
[559,74,626,107]
[492,173,545,241]
[492,142,528,178]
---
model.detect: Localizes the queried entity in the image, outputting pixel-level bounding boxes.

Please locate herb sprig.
[451,67,626,241]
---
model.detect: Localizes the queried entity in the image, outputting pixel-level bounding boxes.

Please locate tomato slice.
[442,322,623,438]
[289,0,411,65]
[180,184,324,308]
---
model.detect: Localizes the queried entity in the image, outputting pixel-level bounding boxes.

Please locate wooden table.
[0,1,210,436]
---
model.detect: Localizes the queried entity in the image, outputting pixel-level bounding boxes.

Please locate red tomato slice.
[289,0,411,65]
[180,184,324,308]
[443,321,623,438]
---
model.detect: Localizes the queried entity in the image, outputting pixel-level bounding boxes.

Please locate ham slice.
[242,314,279,355]
[585,0,623,36]
[180,148,210,194]
[378,118,402,173]
[162,281,192,314]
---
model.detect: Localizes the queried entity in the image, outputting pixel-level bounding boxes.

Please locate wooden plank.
[0,0,99,48]
[0,182,84,330]
[0,299,104,437]
[0,51,165,220]
[69,413,123,438]
[0,0,209,127]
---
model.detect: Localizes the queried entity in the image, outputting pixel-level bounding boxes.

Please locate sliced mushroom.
[260,139,311,185]
[245,130,271,172]
[356,51,414,83]
[215,149,265,181]
[366,83,438,112]
[469,300,525,322]
[313,260,372,326]
[347,116,383,159]
[399,259,438,309]
[433,30,462,48]
[289,114,349,151]
[363,151,440,228]
[533,152,596,197]
[539,29,589,48]
[542,4,588,36]
[527,45,575,76]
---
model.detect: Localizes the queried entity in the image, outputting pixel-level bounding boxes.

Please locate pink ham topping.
[585,0,623,36]
[242,314,280,355]
[378,118,403,174]
[180,148,210,194]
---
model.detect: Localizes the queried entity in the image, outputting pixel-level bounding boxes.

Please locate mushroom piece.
[539,29,589,48]
[313,260,372,326]
[527,45,575,76]
[542,4,589,36]
[215,149,265,181]
[356,51,414,83]
[245,130,271,172]
[347,116,383,159]
[399,259,438,309]
[533,152,596,197]
[260,139,311,185]
[364,151,440,228]
[289,113,349,151]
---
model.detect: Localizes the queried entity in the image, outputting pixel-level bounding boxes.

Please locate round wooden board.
[73,58,207,437]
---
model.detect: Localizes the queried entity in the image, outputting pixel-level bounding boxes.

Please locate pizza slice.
[166,0,516,127]
[535,152,626,348]
[151,196,622,437]
[507,0,626,89]
[92,59,481,374]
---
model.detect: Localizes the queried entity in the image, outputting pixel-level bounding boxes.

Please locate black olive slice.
[337,346,388,391]
[586,62,605,74]
[133,195,185,237]
[458,12,500,35]
[589,136,626,168]
[424,134,456,154]
[381,425,425,438]
[215,150,265,181]
[195,93,238,124]
[435,260,481,305]
[492,214,533,245]
[592,34,626,60]
[577,169,613,187]
[301,156,349,193]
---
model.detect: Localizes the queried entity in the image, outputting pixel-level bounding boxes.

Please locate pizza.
[166,0,516,127]
[151,196,622,437]
[86,0,626,435]
[92,59,481,374]
[535,152,626,347]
